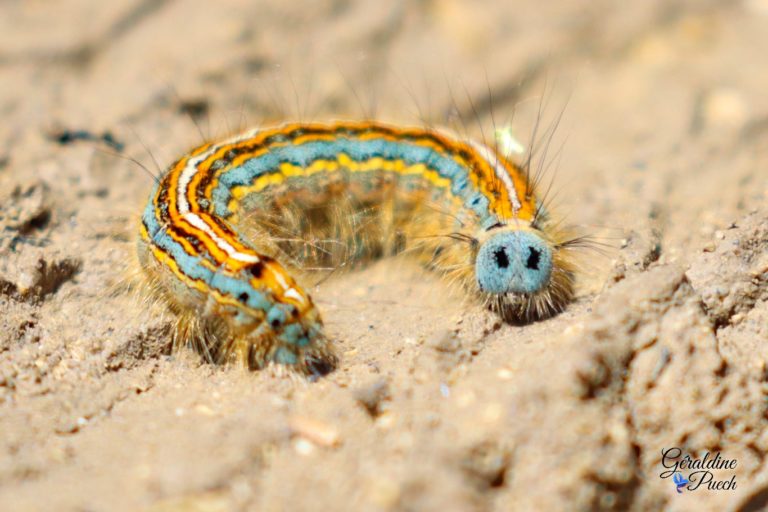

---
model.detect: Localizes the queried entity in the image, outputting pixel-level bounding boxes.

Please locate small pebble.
[194,404,215,416]
[289,416,341,447]
[293,438,316,456]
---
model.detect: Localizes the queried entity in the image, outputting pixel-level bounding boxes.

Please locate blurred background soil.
[1,1,768,511]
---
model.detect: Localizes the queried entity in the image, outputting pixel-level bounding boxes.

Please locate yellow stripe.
[225,155,455,215]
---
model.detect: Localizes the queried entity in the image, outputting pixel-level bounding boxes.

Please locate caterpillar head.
[474,226,574,322]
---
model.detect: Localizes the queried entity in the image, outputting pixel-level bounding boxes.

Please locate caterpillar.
[137,121,579,377]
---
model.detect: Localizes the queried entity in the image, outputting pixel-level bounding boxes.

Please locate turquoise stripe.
[211,138,495,224]
[141,194,273,315]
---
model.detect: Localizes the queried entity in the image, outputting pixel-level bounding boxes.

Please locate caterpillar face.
[475,228,553,295]
[473,225,574,322]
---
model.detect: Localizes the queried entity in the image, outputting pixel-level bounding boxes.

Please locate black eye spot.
[270,318,281,328]
[494,247,509,269]
[526,247,541,271]
[238,292,249,302]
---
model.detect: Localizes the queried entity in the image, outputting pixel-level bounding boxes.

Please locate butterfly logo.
[673,472,689,493]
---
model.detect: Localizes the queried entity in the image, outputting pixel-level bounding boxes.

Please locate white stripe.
[176,146,260,264]
[176,127,261,212]
[183,213,260,263]
[284,288,305,304]
[177,148,218,213]
[272,269,290,290]
[471,141,522,213]
[227,127,261,144]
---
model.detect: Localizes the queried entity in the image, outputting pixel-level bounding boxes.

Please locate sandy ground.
[1,1,768,511]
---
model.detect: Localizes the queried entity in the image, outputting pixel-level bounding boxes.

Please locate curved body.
[138,121,575,375]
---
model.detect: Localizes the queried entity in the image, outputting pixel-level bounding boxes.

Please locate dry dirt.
[1,1,768,511]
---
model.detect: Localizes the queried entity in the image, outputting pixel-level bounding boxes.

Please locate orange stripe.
[158,122,534,270]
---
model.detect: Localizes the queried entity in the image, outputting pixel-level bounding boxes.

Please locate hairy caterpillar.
[138,121,579,376]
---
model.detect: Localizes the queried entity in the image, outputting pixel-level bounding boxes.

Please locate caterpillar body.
[138,121,578,376]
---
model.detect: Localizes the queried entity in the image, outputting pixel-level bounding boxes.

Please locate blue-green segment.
[141,190,274,316]
[212,138,497,224]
